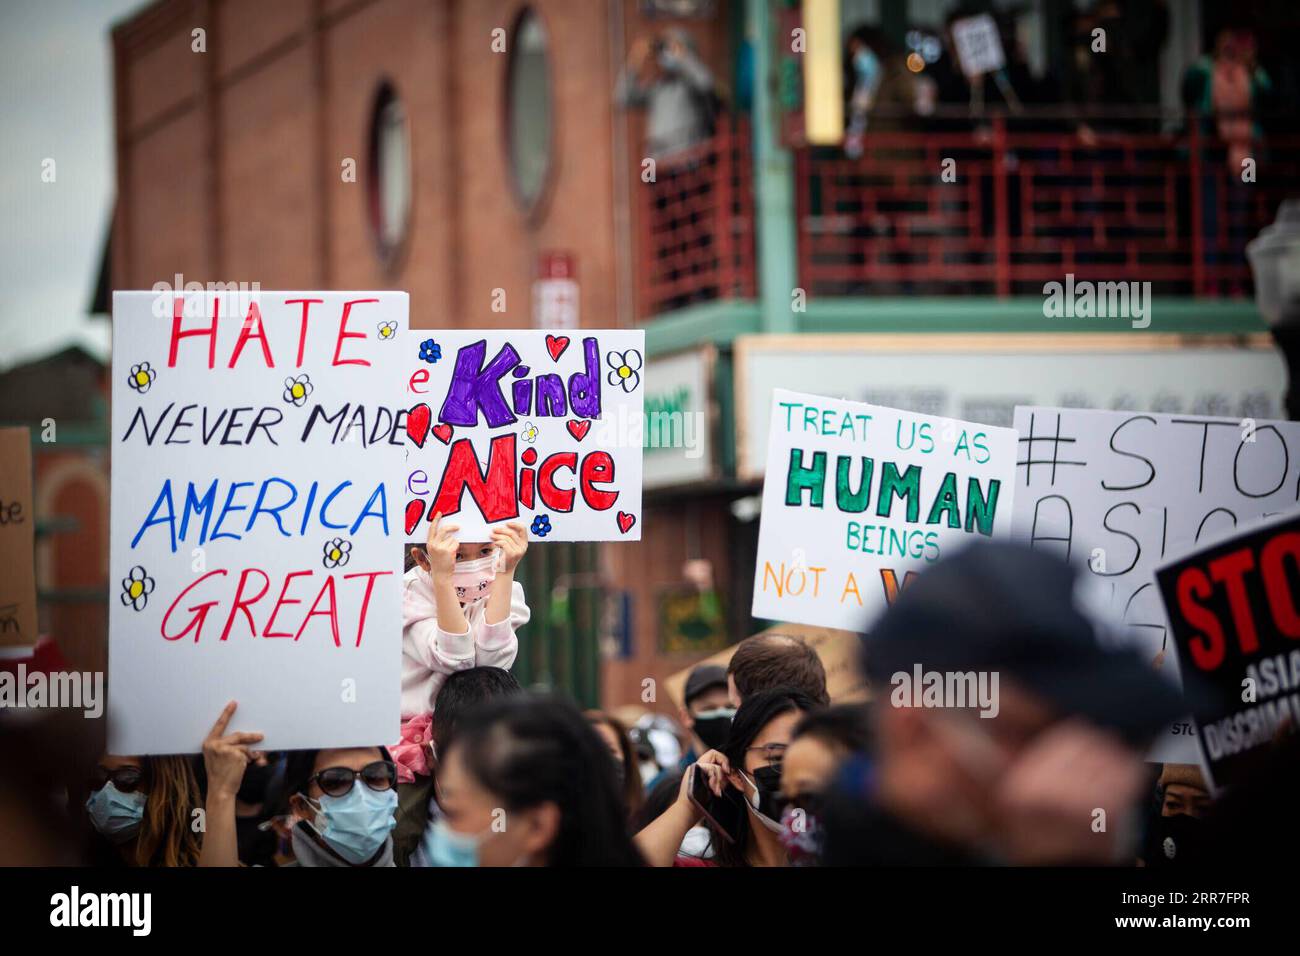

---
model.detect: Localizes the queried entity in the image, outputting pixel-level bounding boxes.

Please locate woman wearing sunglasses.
[198,701,399,866]
[85,753,203,867]
[635,688,816,867]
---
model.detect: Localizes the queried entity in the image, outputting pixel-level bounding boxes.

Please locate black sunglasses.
[307,760,396,798]
[91,766,145,794]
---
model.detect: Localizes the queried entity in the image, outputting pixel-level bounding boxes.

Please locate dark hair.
[790,703,873,756]
[585,710,644,819]
[404,542,425,573]
[710,688,817,867]
[433,667,522,758]
[631,770,684,833]
[727,634,829,706]
[444,695,645,866]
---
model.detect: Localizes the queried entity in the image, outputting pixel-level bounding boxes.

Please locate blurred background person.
[616,28,719,167]
[390,665,522,865]
[587,709,644,821]
[419,695,644,866]
[776,704,873,865]
[822,541,1188,866]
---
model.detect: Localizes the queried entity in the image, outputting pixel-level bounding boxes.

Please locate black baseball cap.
[863,540,1194,746]
[683,664,728,707]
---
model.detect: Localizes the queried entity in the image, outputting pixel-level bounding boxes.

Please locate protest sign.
[109,291,408,754]
[1012,406,1300,762]
[1156,514,1300,790]
[665,622,869,710]
[402,330,644,542]
[0,427,38,653]
[751,389,1017,632]
[950,13,1006,78]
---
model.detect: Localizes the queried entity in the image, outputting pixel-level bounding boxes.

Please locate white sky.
[0,0,147,370]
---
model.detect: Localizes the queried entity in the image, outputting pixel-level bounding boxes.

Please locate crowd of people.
[19,522,1289,869]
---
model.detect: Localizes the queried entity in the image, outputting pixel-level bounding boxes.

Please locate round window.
[367,82,411,265]
[505,9,553,212]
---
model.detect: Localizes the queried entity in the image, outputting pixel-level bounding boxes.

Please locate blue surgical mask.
[421,818,488,868]
[86,782,147,844]
[854,48,880,85]
[306,782,397,865]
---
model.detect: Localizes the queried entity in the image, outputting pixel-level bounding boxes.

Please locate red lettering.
[1261,532,1300,639]
[220,568,270,641]
[161,570,229,642]
[538,452,577,512]
[580,452,619,510]
[285,298,323,367]
[432,435,519,522]
[295,576,340,646]
[263,570,313,638]
[409,368,430,394]
[334,298,376,367]
[168,296,218,368]
[1177,567,1225,671]
[228,302,273,369]
[1209,548,1258,655]
[343,571,390,647]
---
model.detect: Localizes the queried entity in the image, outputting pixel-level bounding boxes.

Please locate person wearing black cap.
[821,540,1189,866]
[681,664,736,757]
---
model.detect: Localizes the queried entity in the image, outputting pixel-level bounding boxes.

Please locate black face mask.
[750,764,784,821]
[1143,813,1209,867]
[692,709,735,751]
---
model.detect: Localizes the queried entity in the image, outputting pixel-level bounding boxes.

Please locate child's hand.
[424,511,460,579]
[491,521,529,573]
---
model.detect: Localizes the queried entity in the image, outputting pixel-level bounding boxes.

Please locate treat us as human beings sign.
[751,388,1017,631]
[402,330,645,542]
[108,291,408,754]
[1156,513,1300,790]
[1012,406,1300,763]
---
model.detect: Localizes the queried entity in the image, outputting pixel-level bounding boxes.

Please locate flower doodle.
[120,566,155,611]
[377,321,398,340]
[322,537,352,569]
[419,339,442,364]
[606,349,643,393]
[530,514,553,538]
[521,421,539,444]
[283,374,314,407]
[127,362,156,395]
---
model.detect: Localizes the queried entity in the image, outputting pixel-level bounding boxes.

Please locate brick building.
[113,0,1292,713]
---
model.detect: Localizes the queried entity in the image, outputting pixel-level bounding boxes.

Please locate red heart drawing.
[566,419,591,442]
[406,403,432,447]
[617,512,636,534]
[404,500,424,536]
[432,423,453,444]
[545,335,570,361]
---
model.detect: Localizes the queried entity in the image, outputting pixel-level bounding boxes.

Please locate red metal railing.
[795,114,1300,298]
[635,119,756,319]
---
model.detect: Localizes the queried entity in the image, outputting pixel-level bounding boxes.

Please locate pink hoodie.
[400,565,529,720]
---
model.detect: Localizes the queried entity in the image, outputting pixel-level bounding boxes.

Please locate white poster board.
[1011,405,1300,762]
[109,291,408,754]
[951,13,1006,78]
[752,388,1018,631]
[402,330,645,542]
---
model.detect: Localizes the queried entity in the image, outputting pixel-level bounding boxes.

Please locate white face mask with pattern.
[450,554,497,608]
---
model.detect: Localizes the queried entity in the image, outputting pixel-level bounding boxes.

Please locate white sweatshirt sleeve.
[474,579,529,669]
